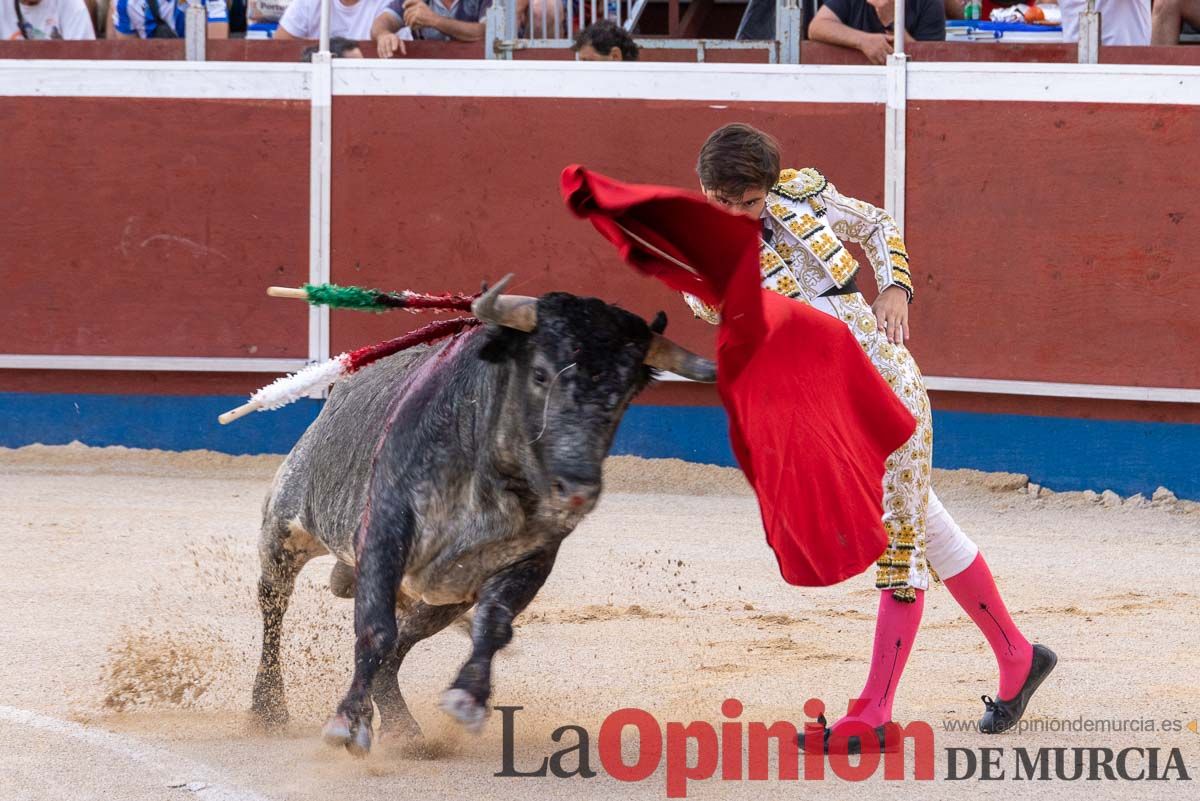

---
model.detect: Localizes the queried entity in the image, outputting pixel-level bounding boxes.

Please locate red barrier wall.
[3,98,311,371]
[328,96,885,358]
[1,68,1197,426]
[905,100,1200,389]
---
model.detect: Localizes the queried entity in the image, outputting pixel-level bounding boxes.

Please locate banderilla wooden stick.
[267,286,308,300]
[218,400,262,425]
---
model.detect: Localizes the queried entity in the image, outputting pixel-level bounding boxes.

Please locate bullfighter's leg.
[371,601,471,740]
[251,518,328,728]
[440,548,559,733]
[322,505,414,756]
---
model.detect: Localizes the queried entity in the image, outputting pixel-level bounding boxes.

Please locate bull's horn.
[472,273,537,331]
[645,336,717,383]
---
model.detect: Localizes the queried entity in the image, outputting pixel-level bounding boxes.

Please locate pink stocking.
[942,552,1033,700]
[832,589,924,730]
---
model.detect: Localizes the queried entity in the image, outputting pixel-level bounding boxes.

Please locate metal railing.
[486,0,801,63]
[503,0,648,47]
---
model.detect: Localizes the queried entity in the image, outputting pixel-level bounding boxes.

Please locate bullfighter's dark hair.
[572,19,640,61]
[697,123,782,196]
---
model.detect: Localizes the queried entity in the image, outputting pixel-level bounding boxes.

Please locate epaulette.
[771,167,828,202]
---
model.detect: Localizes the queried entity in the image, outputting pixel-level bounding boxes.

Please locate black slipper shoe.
[980,643,1058,734]
[796,714,897,754]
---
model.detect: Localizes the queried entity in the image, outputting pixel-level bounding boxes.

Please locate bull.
[250,276,716,756]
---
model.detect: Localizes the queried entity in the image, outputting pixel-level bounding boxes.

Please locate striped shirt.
[113,0,228,37]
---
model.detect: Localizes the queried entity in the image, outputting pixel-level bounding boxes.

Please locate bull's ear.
[649,311,668,335]
[478,325,523,363]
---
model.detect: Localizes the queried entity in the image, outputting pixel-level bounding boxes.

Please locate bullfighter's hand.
[872,285,910,345]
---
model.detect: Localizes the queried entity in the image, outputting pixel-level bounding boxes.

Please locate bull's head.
[474,275,716,517]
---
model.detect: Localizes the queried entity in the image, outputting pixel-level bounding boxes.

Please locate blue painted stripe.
[0,392,321,456]
[1,392,1197,500]
[613,405,1200,501]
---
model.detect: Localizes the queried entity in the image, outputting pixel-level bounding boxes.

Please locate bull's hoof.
[347,722,373,757]
[250,704,289,732]
[321,713,353,746]
[439,688,488,734]
[322,712,372,757]
[251,674,288,731]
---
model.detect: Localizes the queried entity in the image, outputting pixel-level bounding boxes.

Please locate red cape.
[561,166,916,587]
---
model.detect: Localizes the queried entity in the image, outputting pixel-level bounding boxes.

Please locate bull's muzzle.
[472,274,718,383]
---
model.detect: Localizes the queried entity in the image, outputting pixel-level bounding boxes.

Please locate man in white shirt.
[1059,0,1151,45]
[275,0,391,39]
[2,0,95,38]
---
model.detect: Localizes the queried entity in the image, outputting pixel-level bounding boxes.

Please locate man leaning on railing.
[808,0,946,64]
[371,0,490,57]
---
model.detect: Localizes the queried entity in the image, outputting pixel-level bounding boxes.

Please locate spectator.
[300,34,364,57]
[1060,0,1150,45]
[370,0,489,57]
[276,0,390,40]
[111,0,229,37]
[809,0,946,64]
[1151,0,1198,44]
[2,0,96,38]
[572,18,639,61]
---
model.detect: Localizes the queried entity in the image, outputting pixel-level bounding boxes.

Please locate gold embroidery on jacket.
[772,167,828,202]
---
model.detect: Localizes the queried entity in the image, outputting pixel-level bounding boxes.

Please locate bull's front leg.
[440,547,559,733]
[322,503,414,757]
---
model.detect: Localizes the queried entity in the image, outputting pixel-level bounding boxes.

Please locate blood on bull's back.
[264,328,490,565]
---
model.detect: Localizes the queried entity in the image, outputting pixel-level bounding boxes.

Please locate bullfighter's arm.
[820,182,914,302]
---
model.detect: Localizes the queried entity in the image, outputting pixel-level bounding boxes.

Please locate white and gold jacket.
[685,167,913,323]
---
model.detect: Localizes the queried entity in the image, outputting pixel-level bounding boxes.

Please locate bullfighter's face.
[702,185,768,220]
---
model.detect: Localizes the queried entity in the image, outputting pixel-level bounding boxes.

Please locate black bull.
[250,280,716,756]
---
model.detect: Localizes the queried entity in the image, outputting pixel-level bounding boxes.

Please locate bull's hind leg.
[441,548,558,733]
[322,504,414,756]
[371,601,471,741]
[251,518,327,728]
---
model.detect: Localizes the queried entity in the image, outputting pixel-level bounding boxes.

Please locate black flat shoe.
[796,714,896,754]
[980,643,1058,734]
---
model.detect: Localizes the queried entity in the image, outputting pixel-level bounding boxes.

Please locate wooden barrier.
[1,57,1198,495]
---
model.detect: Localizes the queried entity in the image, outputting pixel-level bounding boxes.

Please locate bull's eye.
[532,367,550,385]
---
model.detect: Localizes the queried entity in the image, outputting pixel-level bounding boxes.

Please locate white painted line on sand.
[0,705,273,801]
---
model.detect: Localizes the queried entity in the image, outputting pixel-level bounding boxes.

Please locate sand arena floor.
[1,443,1198,801]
